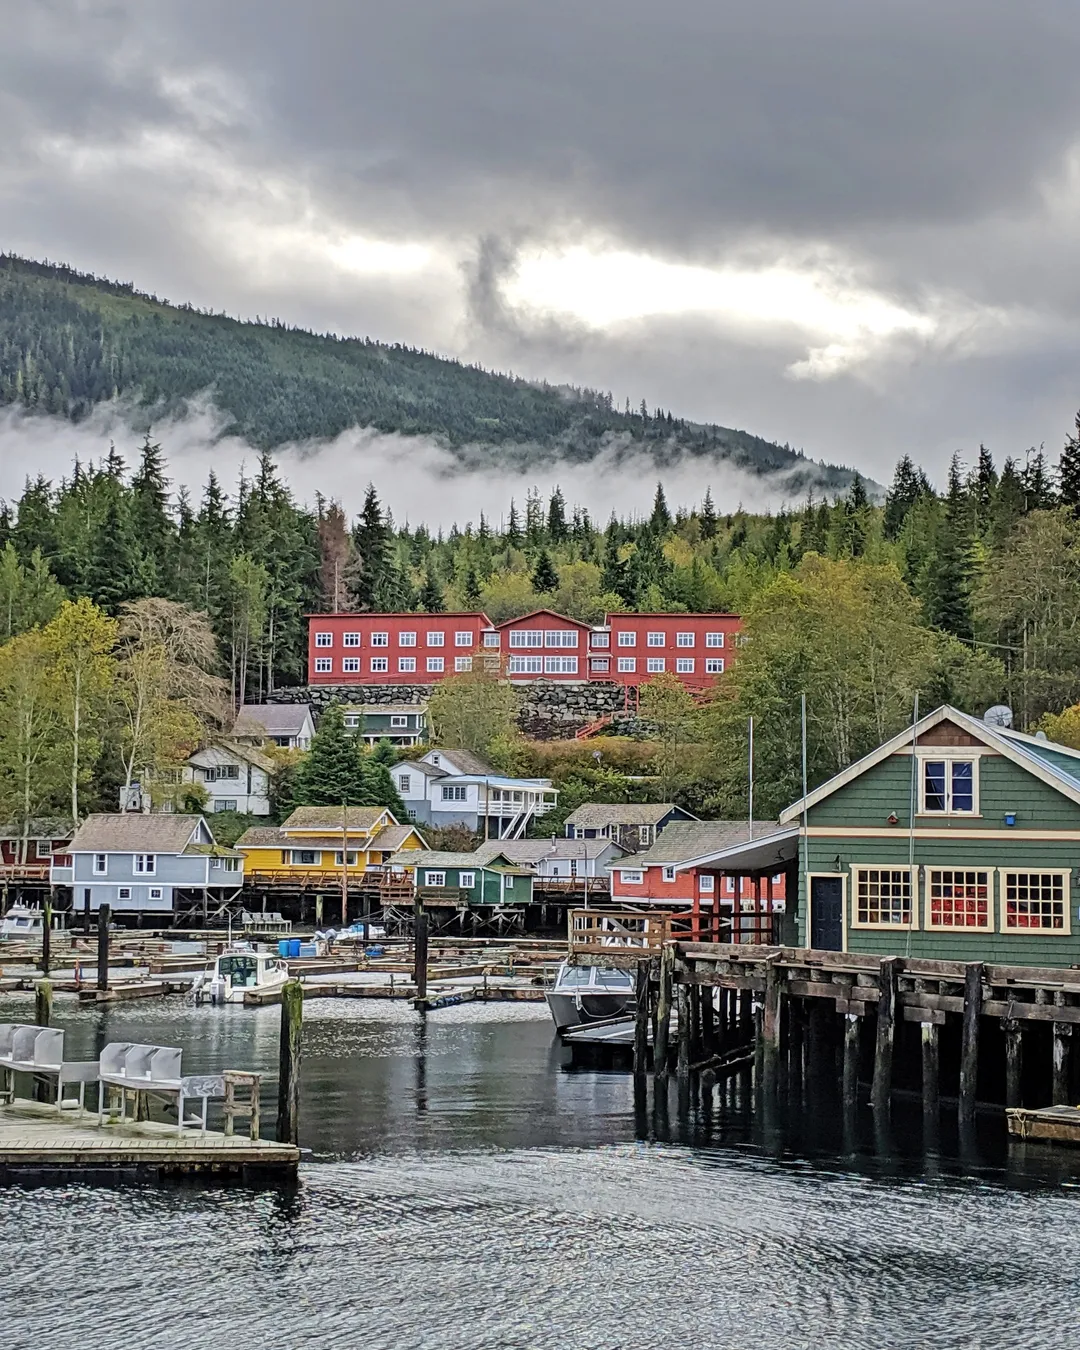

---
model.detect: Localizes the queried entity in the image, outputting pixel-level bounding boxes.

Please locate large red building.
[307,609,741,688]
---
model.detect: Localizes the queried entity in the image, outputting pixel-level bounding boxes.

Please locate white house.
[184,742,276,815]
[390,748,558,839]
[232,703,314,750]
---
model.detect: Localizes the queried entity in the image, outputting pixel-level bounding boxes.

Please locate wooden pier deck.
[0,1099,299,1181]
[1007,1105,1080,1144]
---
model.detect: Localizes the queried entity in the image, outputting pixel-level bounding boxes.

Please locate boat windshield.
[219,955,260,987]
[556,965,593,989]
[593,968,633,989]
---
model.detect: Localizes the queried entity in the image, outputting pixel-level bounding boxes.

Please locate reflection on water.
[1,994,1079,1348]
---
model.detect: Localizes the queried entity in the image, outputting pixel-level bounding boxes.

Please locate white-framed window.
[504,875,515,889]
[93,853,107,875]
[343,632,360,647]
[919,757,977,815]
[35,840,52,859]
[637,825,651,844]
[455,631,472,646]
[591,632,610,649]
[334,851,359,866]
[427,631,445,647]
[134,854,156,875]
[148,886,163,900]
[205,763,240,781]
[617,631,636,647]
[371,632,389,647]
[459,871,475,889]
[663,866,676,882]
[705,658,725,675]
[215,800,238,812]
[425,871,446,887]
[617,657,636,673]
[441,785,467,801]
[315,631,333,647]
[314,657,333,673]
[725,876,735,892]
[399,657,416,672]
[620,869,644,885]
[544,656,578,674]
[699,873,715,892]
[1002,871,1070,933]
[117,886,132,901]
[483,632,500,648]
[291,850,320,866]
[590,658,610,672]
[925,869,992,930]
[852,866,914,928]
[509,655,544,674]
[647,632,664,647]
[676,658,694,673]
[545,630,578,648]
[397,631,416,647]
[342,657,360,673]
[509,630,544,648]
[676,632,695,647]
[222,858,239,873]
[647,657,665,673]
[455,656,473,672]
[398,774,411,792]
[427,656,444,672]
[406,808,417,821]
[706,632,725,648]
[371,657,389,673]
[390,715,408,727]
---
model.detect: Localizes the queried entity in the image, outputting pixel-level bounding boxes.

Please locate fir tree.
[530,548,558,594]
[129,434,175,594]
[883,455,926,539]
[83,492,143,614]
[362,753,407,816]
[921,454,973,639]
[648,482,671,534]
[1059,413,1080,514]
[546,487,568,542]
[505,499,523,548]
[971,445,998,535]
[700,487,717,540]
[1021,448,1055,511]
[991,457,1026,548]
[349,484,392,609]
[463,565,482,607]
[418,566,445,612]
[293,704,369,806]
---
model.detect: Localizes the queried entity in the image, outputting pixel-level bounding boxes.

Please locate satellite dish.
[984,705,1013,729]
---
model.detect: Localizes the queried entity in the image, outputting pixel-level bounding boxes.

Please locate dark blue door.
[810,876,843,951]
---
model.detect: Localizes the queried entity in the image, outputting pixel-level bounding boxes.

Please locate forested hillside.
[0,253,850,488]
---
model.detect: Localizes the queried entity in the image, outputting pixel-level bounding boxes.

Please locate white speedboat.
[546,961,635,1031]
[0,904,46,941]
[194,945,290,1005]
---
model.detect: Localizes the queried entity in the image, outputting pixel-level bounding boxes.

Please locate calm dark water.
[2,993,1080,1349]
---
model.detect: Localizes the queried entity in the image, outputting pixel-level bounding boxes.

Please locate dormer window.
[920,757,977,815]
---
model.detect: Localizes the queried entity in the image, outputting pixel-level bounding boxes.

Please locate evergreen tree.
[362,753,407,816]
[700,487,717,540]
[129,434,175,593]
[293,704,369,805]
[648,482,671,534]
[463,565,482,607]
[1021,448,1055,511]
[546,488,568,542]
[883,455,926,539]
[349,484,392,610]
[418,566,445,612]
[531,548,558,594]
[505,499,523,548]
[922,454,973,639]
[525,489,545,547]
[991,457,1026,548]
[600,524,624,597]
[971,445,998,535]
[83,492,143,614]
[1059,413,1080,515]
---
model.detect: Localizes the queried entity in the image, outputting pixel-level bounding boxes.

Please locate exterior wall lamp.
[1003,811,1017,827]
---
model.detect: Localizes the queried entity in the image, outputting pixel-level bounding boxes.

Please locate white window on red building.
[315,632,332,647]
[545,630,578,648]
[725,876,735,892]
[620,869,644,885]
[371,657,389,673]
[427,656,444,672]
[399,632,416,646]
[371,632,389,647]
[483,632,500,647]
[676,632,695,647]
[699,874,715,892]
[705,657,725,674]
[591,632,610,648]
[676,658,694,673]
[509,655,543,674]
[314,657,332,673]
[647,657,665,673]
[663,866,676,882]
[343,632,361,647]
[342,657,360,673]
[706,632,725,647]
[455,631,472,646]
[509,630,543,648]
[617,657,636,673]
[455,656,472,672]
[427,631,445,647]
[545,656,578,675]
[617,631,636,647]
[590,658,610,672]
[647,632,664,646]
[399,657,416,672]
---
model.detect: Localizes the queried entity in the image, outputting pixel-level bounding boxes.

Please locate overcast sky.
[4,0,1080,492]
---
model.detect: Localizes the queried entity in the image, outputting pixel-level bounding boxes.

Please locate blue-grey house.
[51,813,244,918]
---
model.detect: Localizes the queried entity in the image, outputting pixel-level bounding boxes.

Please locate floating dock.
[0,1098,299,1182]
[1007,1105,1080,1144]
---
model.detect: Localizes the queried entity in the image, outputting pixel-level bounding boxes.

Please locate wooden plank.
[903,1005,946,1024]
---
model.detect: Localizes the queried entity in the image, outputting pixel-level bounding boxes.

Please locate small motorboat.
[194,945,290,1005]
[0,904,49,941]
[546,961,635,1031]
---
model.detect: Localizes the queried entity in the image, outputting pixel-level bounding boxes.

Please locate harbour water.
[3,994,1080,1348]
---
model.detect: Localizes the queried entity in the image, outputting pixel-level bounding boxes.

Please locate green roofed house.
[403,850,534,907]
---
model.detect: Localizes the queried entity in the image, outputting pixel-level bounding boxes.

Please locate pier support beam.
[40,898,51,976]
[654,944,674,1087]
[35,978,52,1027]
[677,982,691,1086]
[96,903,110,993]
[761,955,782,1095]
[1004,1018,1022,1109]
[920,1020,940,1118]
[842,1014,860,1114]
[1052,1022,1072,1106]
[871,957,899,1115]
[958,962,984,1127]
[633,961,650,1095]
[413,897,429,1009]
[277,979,304,1146]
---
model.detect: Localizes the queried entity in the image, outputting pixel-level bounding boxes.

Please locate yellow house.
[236,806,426,886]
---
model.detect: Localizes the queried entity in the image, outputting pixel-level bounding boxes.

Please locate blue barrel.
[278,939,291,958]
[289,938,302,959]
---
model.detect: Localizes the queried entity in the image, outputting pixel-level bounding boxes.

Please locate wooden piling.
[921,1021,939,1117]
[276,979,303,1146]
[82,890,90,934]
[700,982,716,1056]
[761,955,782,1093]
[413,898,429,1007]
[40,899,51,976]
[677,982,691,1085]
[34,978,52,1028]
[1052,1022,1072,1106]
[842,1014,860,1113]
[870,956,898,1114]
[654,944,674,1086]
[633,960,650,1092]
[1004,1017,1022,1108]
[958,961,984,1127]
[96,903,110,993]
